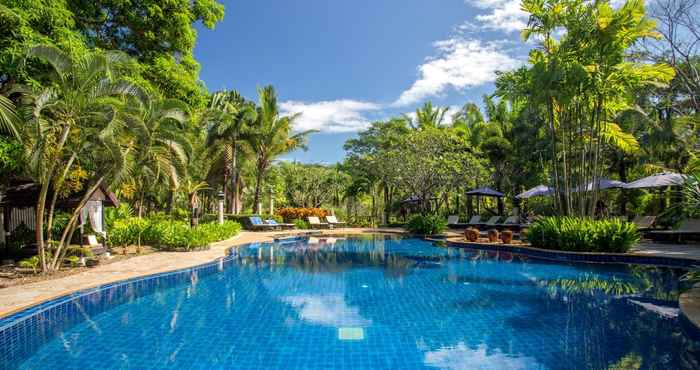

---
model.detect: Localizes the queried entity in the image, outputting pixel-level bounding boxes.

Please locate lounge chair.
[647,219,700,243]
[325,215,347,228]
[248,216,278,231]
[447,215,471,229]
[467,215,481,227]
[266,219,295,230]
[495,216,521,230]
[86,234,108,255]
[476,216,502,230]
[631,215,656,232]
[308,216,331,229]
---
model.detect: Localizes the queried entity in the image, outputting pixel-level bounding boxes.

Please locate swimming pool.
[1,235,698,369]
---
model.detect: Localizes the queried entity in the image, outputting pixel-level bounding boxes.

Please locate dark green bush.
[108,218,241,251]
[406,214,447,235]
[527,216,639,253]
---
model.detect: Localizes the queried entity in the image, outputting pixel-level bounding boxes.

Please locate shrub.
[276,207,328,222]
[293,218,311,230]
[528,216,639,253]
[406,215,447,235]
[108,217,241,251]
[65,246,93,258]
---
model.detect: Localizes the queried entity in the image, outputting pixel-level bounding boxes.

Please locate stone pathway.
[632,241,700,261]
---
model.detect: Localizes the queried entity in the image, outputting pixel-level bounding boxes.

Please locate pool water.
[2,235,699,369]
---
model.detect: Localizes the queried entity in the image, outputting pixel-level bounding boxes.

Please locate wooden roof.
[0,182,119,209]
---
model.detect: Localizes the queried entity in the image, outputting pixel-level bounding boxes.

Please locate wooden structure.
[0,182,119,243]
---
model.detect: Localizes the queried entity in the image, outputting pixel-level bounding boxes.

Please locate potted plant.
[464,228,479,242]
[500,230,513,244]
[487,229,499,243]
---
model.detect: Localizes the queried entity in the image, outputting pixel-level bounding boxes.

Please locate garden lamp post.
[218,190,225,225]
[269,186,274,215]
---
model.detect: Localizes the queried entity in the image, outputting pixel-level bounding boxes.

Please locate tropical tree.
[511,0,675,216]
[121,94,190,216]
[21,45,139,272]
[408,101,448,130]
[204,90,256,214]
[245,85,315,213]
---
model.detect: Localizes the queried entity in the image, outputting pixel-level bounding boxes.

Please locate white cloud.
[280,99,381,133]
[465,0,528,33]
[394,38,522,106]
[281,294,371,327]
[424,343,541,370]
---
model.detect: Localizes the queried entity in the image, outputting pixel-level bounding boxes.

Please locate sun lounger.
[266,219,295,230]
[447,215,472,228]
[325,215,347,228]
[495,216,522,230]
[467,215,481,227]
[631,215,656,231]
[476,216,501,230]
[308,216,331,229]
[647,219,700,242]
[248,216,278,231]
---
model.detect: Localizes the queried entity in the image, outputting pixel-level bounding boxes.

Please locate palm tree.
[408,101,448,130]
[0,95,20,138]
[22,45,140,272]
[246,85,315,213]
[121,95,190,216]
[204,90,256,214]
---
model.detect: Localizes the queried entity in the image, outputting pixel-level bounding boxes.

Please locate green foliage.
[18,255,39,273]
[406,214,447,235]
[108,217,240,251]
[64,246,93,258]
[682,174,700,218]
[293,218,311,230]
[528,217,640,253]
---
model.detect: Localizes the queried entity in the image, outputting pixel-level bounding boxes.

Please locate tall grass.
[527,217,639,253]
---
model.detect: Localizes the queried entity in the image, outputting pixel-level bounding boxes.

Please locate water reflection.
[6,235,700,370]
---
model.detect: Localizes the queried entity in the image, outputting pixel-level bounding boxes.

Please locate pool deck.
[0,228,398,319]
[1,228,699,334]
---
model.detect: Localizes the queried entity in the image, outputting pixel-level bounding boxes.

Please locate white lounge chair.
[308,216,331,229]
[325,215,346,228]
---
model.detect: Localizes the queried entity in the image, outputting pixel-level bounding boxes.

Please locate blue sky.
[194,0,531,163]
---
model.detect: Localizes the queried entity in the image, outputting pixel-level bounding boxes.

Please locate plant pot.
[500,230,513,244]
[487,229,499,243]
[464,228,479,242]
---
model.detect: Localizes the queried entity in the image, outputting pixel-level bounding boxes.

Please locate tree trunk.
[253,164,265,215]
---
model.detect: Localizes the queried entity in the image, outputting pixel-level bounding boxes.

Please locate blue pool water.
[1,235,699,369]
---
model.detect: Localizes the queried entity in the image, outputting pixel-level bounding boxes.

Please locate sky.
[194,0,532,163]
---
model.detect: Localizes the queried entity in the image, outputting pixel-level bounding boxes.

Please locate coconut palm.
[121,94,190,216]
[204,90,256,213]
[408,101,448,130]
[246,85,315,213]
[22,44,140,272]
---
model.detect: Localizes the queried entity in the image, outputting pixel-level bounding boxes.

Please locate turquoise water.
[2,235,698,369]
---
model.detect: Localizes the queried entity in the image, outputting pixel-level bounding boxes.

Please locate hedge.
[527,216,639,253]
[109,218,241,251]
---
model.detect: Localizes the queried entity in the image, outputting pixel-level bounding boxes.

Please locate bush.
[527,216,639,253]
[276,207,328,222]
[406,214,447,235]
[108,217,241,251]
[293,218,311,230]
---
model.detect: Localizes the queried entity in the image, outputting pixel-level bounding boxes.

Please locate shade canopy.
[466,187,504,197]
[516,185,552,199]
[623,172,687,189]
[573,178,626,192]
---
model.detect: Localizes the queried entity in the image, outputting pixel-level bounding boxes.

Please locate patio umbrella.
[623,172,688,189]
[516,185,552,199]
[573,178,626,192]
[466,187,504,197]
